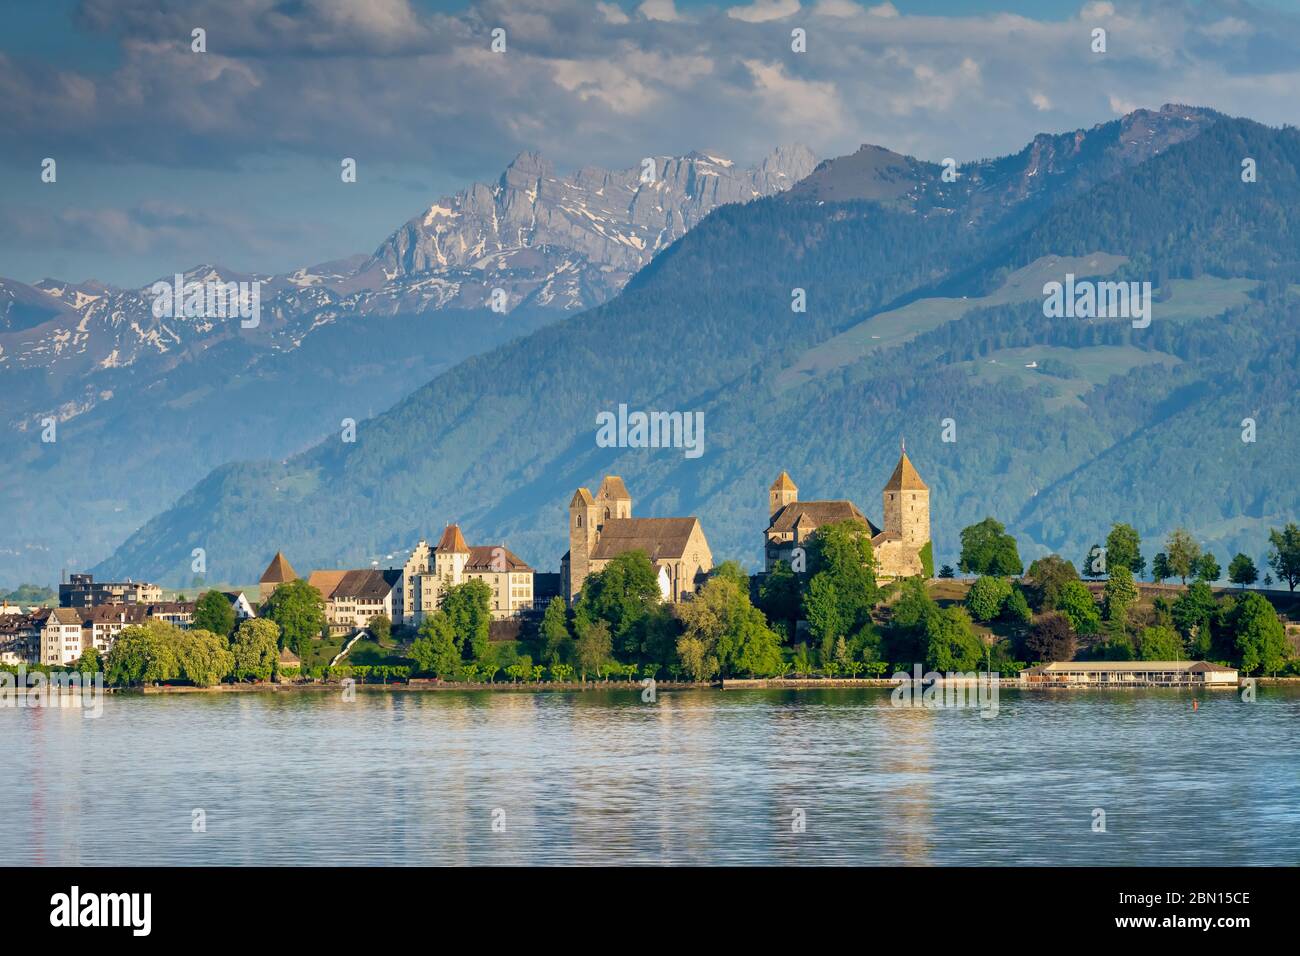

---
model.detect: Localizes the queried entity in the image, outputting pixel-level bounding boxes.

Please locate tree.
[1025,613,1077,663]
[573,551,661,660]
[1137,625,1183,661]
[176,628,235,687]
[369,613,392,644]
[1194,552,1221,583]
[680,576,783,677]
[441,579,492,660]
[957,517,1023,576]
[1227,553,1259,589]
[802,520,879,655]
[106,620,181,686]
[410,612,461,678]
[923,606,984,672]
[1104,523,1146,577]
[538,597,573,666]
[574,619,613,680]
[1054,580,1100,634]
[758,560,801,638]
[938,564,955,579]
[1165,528,1200,585]
[1151,552,1172,585]
[230,618,280,682]
[1082,543,1106,579]
[676,636,717,682]
[261,579,326,657]
[1266,522,1300,592]
[1000,587,1032,626]
[1102,566,1139,623]
[1171,581,1216,653]
[1230,592,1288,675]
[75,645,103,673]
[1025,555,1079,610]
[193,590,236,638]
[965,576,1012,623]
[710,560,750,590]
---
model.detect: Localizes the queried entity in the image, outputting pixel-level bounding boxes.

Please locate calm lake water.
[4,686,1298,866]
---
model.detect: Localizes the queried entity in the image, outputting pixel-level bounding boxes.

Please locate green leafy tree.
[1172,581,1217,657]
[802,520,879,657]
[574,619,613,680]
[261,579,326,657]
[441,579,493,660]
[680,576,784,677]
[573,551,661,660]
[938,564,955,579]
[1054,580,1100,634]
[1102,565,1139,623]
[965,576,1012,623]
[368,613,392,644]
[676,636,717,682]
[758,560,801,638]
[410,612,461,678]
[1151,552,1172,584]
[1165,528,1201,586]
[75,645,103,673]
[176,628,235,687]
[918,541,935,578]
[1137,625,1184,661]
[1227,553,1259,589]
[1195,552,1221,583]
[1230,592,1289,675]
[539,596,573,666]
[710,560,750,590]
[1104,523,1146,577]
[230,618,280,682]
[1266,523,1300,592]
[957,517,1023,576]
[193,590,236,637]
[1025,555,1079,611]
[923,606,984,672]
[106,620,181,686]
[1000,587,1033,626]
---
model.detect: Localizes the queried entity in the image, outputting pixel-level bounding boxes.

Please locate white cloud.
[728,0,801,23]
[637,0,681,21]
[866,2,900,17]
[1082,1,1116,17]
[812,0,860,16]
[596,2,631,24]
[1031,92,1053,111]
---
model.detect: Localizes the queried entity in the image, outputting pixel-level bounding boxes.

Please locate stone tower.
[434,524,470,581]
[769,471,798,518]
[595,475,632,527]
[568,487,597,601]
[882,444,929,548]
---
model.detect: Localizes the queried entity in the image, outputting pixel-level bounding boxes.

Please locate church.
[562,476,713,604]
[764,447,931,580]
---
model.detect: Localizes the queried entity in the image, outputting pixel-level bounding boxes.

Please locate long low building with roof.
[1022,660,1239,687]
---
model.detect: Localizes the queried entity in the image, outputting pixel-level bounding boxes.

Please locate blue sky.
[3,0,1299,286]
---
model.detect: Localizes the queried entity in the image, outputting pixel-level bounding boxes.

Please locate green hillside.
[98,115,1300,585]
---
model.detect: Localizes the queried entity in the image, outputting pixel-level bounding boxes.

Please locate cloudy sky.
[2,0,1298,286]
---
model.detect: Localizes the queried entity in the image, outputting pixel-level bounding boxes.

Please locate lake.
[4,686,1297,865]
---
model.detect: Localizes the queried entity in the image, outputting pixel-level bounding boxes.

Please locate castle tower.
[568,487,597,601]
[882,444,929,548]
[259,551,297,603]
[433,524,470,583]
[595,475,632,527]
[769,471,798,518]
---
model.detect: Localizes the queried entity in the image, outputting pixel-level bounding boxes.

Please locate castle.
[562,476,713,604]
[764,447,931,580]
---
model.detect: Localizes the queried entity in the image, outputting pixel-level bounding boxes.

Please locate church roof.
[435,524,470,553]
[570,488,594,507]
[770,471,797,492]
[767,501,881,537]
[883,451,927,492]
[596,475,631,500]
[331,568,401,600]
[591,517,701,562]
[259,551,297,584]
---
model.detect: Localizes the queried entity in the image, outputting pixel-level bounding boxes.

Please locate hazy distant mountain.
[1,146,814,586]
[98,107,1300,588]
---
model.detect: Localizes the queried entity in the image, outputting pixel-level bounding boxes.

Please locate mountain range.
[0,146,815,586]
[89,105,1300,588]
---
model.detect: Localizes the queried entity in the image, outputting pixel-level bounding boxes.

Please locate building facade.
[764,448,931,580]
[562,475,713,604]
[59,573,162,608]
[399,525,535,626]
